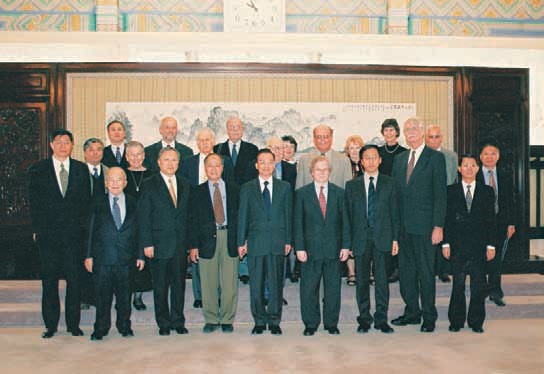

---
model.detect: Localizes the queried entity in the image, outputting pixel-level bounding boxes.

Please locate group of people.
[28,114,516,340]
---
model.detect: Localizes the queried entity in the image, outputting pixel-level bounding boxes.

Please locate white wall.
[1,32,543,144]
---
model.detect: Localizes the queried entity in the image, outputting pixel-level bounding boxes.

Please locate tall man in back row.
[391,117,447,333]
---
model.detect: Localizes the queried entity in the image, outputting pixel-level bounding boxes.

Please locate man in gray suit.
[238,149,293,335]
[391,118,447,333]
[294,156,350,336]
[344,145,400,334]
[295,124,352,189]
[425,124,458,283]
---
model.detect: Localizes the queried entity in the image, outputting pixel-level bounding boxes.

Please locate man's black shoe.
[68,328,84,336]
[42,329,56,339]
[269,325,282,335]
[90,332,103,341]
[175,326,189,334]
[375,322,394,334]
[159,328,170,336]
[221,324,234,333]
[391,315,421,326]
[239,275,249,284]
[325,327,340,335]
[251,325,266,335]
[357,322,371,333]
[203,324,220,333]
[303,327,316,336]
[193,300,203,308]
[420,321,435,333]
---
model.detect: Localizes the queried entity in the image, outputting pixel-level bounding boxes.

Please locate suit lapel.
[308,182,325,222]
[407,147,430,186]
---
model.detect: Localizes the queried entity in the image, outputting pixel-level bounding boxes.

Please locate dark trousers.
[436,247,452,276]
[385,252,398,277]
[150,255,187,329]
[39,242,80,332]
[486,231,506,298]
[93,264,131,334]
[248,254,284,326]
[300,258,341,329]
[399,231,437,323]
[449,256,486,329]
[79,259,95,305]
[355,238,389,325]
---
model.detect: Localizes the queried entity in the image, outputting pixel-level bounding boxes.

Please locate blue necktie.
[263,180,271,217]
[231,144,238,166]
[115,147,122,164]
[92,166,99,179]
[112,196,122,229]
[368,176,375,228]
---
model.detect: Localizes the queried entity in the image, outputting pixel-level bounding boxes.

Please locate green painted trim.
[89,13,96,31]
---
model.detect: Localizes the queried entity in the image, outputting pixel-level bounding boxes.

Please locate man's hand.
[238,243,247,259]
[189,248,199,263]
[431,227,443,245]
[442,246,450,260]
[296,250,308,263]
[339,249,350,262]
[507,225,516,239]
[136,259,145,271]
[487,247,496,262]
[284,244,292,256]
[144,246,154,259]
[84,258,93,273]
[392,241,399,256]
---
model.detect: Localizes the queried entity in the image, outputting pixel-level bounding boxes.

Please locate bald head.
[313,124,333,154]
[160,116,179,143]
[105,167,127,196]
[226,117,243,143]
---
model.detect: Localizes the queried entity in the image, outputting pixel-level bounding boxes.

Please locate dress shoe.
[420,321,435,333]
[357,322,371,333]
[303,327,316,336]
[80,303,91,310]
[283,298,288,306]
[251,325,266,335]
[221,324,234,333]
[193,300,203,308]
[203,323,220,333]
[175,326,189,334]
[239,275,249,284]
[490,296,506,307]
[448,325,461,332]
[121,329,134,337]
[471,327,484,333]
[388,269,400,283]
[90,332,103,341]
[391,315,421,326]
[439,273,451,283]
[374,322,394,334]
[68,328,84,336]
[159,328,170,336]
[269,325,282,335]
[41,329,56,339]
[325,327,340,335]
[133,296,146,311]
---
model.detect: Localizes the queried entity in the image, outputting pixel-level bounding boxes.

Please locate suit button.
[213,235,217,238]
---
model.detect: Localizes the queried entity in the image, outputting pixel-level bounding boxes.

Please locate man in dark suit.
[80,137,109,310]
[294,156,349,336]
[144,116,194,175]
[214,116,258,284]
[344,145,400,334]
[189,154,240,333]
[28,128,91,338]
[180,128,233,309]
[85,167,145,340]
[477,143,517,307]
[238,149,293,335]
[391,117,447,333]
[442,155,496,333]
[138,147,191,336]
[101,120,129,169]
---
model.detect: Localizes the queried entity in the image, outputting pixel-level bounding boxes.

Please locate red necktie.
[319,186,326,218]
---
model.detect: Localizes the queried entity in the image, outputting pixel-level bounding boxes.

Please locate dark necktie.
[213,182,225,225]
[368,176,375,227]
[92,166,99,179]
[465,184,473,212]
[112,196,122,229]
[318,185,326,218]
[115,147,122,164]
[406,150,415,183]
[263,180,271,216]
[488,170,498,214]
[231,144,238,166]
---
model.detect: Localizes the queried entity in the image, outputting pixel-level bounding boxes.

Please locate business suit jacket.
[138,173,191,259]
[29,157,91,248]
[180,153,234,187]
[188,181,240,258]
[391,146,447,234]
[237,178,293,257]
[296,148,352,190]
[143,140,194,175]
[102,145,129,169]
[476,168,517,244]
[87,194,141,265]
[213,140,259,185]
[294,182,348,260]
[344,175,400,256]
[440,148,458,186]
[87,163,109,199]
[246,160,297,191]
[443,183,496,260]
